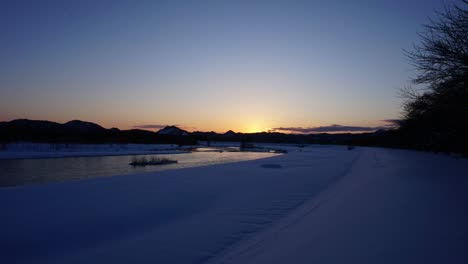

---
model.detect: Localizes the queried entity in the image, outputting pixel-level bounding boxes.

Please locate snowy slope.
[157,126,189,136]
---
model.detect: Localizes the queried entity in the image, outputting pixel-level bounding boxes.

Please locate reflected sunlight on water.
[0,151,280,187]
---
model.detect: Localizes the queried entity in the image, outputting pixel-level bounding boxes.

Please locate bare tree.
[400,1,468,153]
[405,0,467,88]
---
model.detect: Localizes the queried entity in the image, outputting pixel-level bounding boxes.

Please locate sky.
[0,0,451,133]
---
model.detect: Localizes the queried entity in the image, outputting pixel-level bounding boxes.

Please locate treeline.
[191,130,396,146]
[4,117,464,153]
[0,119,397,147]
[396,0,468,154]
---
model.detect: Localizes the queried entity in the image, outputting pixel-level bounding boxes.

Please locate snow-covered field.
[1,145,468,264]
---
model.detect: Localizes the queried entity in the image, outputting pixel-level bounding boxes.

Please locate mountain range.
[0,119,194,145]
[0,119,398,146]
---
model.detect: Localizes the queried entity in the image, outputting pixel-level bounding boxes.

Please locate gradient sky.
[0,0,451,133]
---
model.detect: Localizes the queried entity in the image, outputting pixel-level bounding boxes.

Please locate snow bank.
[0,142,300,160]
[210,148,468,264]
[3,146,467,264]
[0,143,182,160]
[0,145,357,264]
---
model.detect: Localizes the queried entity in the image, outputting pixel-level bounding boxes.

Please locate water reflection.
[0,151,280,187]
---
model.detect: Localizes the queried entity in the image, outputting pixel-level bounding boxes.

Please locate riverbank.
[0,143,186,160]
[2,146,467,263]
[210,147,468,264]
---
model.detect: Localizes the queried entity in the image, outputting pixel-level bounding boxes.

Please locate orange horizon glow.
[0,1,442,140]
[1,114,391,135]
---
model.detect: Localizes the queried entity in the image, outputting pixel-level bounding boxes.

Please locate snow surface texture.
[210,148,468,264]
[2,146,468,263]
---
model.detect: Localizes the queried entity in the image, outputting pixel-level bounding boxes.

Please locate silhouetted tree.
[401,0,468,153]
[406,1,467,87]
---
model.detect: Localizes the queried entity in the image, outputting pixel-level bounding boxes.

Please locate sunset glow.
[0,0,446,133]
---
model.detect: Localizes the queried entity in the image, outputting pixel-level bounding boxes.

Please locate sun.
[231,117,269,133]
[244,124,267,133]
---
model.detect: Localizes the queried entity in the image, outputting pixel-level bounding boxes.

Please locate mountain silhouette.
[0,118,398,147]
[64,120,106,133]
[157,126,189,136]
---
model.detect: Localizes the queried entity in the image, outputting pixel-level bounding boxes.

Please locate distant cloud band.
[133,124,196,131]
[272,124,389,134]
[380,119,402,126]
[133,124,168,129]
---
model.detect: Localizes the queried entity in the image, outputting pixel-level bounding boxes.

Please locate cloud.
[380,119,402,128]
[133,124,168,130]
[133,124,196,131]
[272,124,384,134]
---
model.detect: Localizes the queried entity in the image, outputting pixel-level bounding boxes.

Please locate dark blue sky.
[0,0,451,132]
